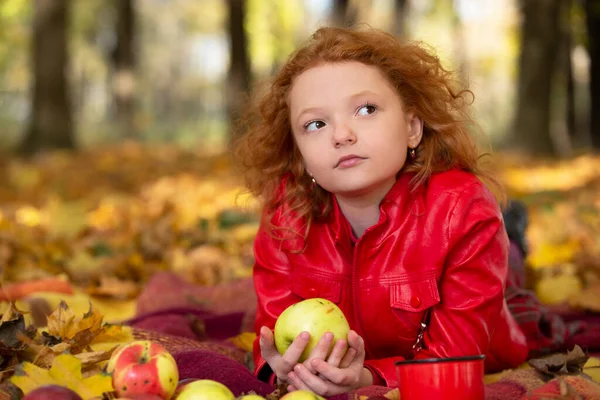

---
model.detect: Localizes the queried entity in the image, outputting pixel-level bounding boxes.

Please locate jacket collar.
[328,172,425,245]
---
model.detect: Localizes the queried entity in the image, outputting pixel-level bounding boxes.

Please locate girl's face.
[288,61,423,201]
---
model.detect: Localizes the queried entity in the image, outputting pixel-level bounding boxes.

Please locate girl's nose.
[332,124,357,147]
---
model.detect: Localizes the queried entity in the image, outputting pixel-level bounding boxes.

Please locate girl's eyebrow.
[349,90,379,100]
[296,106,322,123]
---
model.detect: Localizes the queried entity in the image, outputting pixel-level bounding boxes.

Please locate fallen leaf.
[384,388,400,399]
[569,283,600,312]
[86,276,139,300]
[43,198,89,239]
[10,353,113,398]
[0,303,32,348]
[535,272,583,305]
[0,303,36,370]
[0,381,23,399]
[46,301,103,342]
[528,345,590,378]
[227,332,256,352]
[583,357,600,383]
[74,347,117,368]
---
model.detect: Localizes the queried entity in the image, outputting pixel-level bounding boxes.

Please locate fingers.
[289,364,329,395]
[280,331,311,371]
[259,326,279,362]
[260,327,310,382]
[347,330,366,362]
[326,338,348,367]
[338,347,357,369]
[304,332,334,373]
[310,331,365,386]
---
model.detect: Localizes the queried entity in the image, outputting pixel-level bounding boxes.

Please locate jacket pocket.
[290,269,342,303]
[389,276,440,339]
[389,276,440,312]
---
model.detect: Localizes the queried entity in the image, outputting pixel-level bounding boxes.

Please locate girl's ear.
[406,112,423,149]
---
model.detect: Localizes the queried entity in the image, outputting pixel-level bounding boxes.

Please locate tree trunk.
[393,0,409,38]
[20,0,74,155]
[513,0,562,156]
[332,0,357,28]
[112,0,137,139]
[227,0,250,135]
[586,0,600,150]
[563,0,575,142]
[451,0,468,86]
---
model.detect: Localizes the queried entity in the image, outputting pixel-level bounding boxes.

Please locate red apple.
[107,340,179,400]
[22,385,82,400]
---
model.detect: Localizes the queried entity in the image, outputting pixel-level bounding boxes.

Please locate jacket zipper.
[347,206,387,356]
[351,229,374,356]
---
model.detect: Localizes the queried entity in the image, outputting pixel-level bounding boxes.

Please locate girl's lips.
[336,156,365,169]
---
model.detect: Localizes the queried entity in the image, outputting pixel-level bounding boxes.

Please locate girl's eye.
[357,104,377,116]
[305,120,326,132]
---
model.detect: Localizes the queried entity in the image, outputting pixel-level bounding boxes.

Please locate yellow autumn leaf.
[569,283,600,312]
[47,300,103,340]
[90,325,135,354]
[535,273,583,306]
[43,197,90,239]
[227,331,256,352]
[26,288,137,324]
[10,353,113,399]
[584,357,600,383]
[527,240,581,269]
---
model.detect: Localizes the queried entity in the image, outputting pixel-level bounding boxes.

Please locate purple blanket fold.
[127,307,246,340]
[174,350,275,397]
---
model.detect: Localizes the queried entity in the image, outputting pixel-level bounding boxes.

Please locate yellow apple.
[280,390,326,400]
[175,379,235,400]
[274,298,350,362]
[236,395,267,400]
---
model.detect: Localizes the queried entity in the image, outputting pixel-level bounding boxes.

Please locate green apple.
[236,395,267,400]
[175,379,235,400]
[274,298,350,362]
[280,390,326,400]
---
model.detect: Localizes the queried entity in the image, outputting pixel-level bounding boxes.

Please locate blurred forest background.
[0,0,599,317]
[0,0,597,155]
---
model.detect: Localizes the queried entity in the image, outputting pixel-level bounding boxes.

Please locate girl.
[234,26,529,397]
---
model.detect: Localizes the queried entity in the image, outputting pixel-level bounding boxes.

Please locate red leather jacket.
[252,170,528,387]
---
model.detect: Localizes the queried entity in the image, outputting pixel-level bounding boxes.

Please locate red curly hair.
[233,26,502,237]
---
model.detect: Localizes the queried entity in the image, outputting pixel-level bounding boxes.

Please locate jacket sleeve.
[251,223,296,383]
[364,183,528,386]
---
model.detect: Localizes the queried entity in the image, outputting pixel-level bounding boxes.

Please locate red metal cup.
[395,355,485,400]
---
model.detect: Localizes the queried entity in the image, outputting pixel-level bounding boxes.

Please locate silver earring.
[410,148,416,159]
[311,177,316,184]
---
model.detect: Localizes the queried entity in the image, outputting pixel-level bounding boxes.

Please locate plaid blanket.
[505,242,600,358]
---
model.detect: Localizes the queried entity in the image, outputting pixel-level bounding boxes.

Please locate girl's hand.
[302,332,358,375]
[287,330,371,397]
[259,326,310,384]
